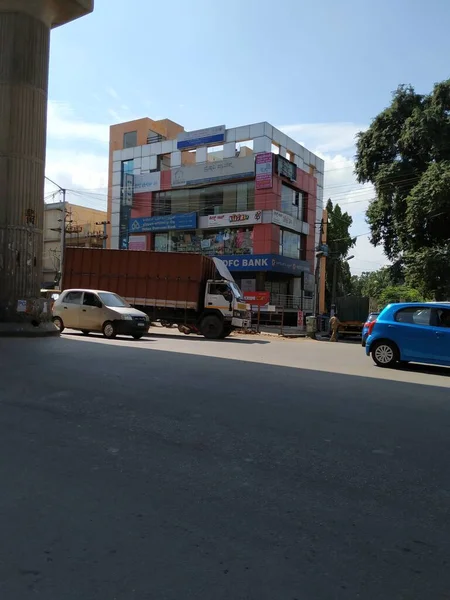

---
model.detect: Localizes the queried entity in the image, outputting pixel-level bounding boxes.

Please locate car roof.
[384,301,450,309]
[62,289,114,294]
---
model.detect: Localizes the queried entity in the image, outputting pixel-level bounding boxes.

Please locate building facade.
[42,202,107,288]
[108,119,324,312]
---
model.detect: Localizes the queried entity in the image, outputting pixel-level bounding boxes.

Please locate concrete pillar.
[0,0,93,330]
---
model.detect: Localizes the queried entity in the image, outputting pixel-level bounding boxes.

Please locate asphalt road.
[1,332,450,599]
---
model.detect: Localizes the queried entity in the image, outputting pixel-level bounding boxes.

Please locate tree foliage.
[378,285,424,307]
[355,80,450,299]
[325,199,356,307]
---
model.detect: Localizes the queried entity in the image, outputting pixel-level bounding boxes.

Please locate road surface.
[1,332,450,599]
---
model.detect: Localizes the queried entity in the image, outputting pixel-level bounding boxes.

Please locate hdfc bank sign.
[206,210,262,228]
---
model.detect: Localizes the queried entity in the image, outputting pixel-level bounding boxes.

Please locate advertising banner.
[128,235,147,251]
[133,172,161,194]
[171,155,255,187]
[204,210,262,229]
[255,152,273,189]
[123,173,134,207]
[297,310,304,327]
[243,291,270,307]
[129,212,197,233]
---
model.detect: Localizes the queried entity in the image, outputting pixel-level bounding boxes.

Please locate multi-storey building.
[107,118,324,313]
[42,201,107,288]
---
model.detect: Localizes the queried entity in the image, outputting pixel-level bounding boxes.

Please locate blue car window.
[395,307,431,325]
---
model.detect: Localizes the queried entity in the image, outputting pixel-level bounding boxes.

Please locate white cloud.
[107,87,119,100]
[47,101,109,144]
[279,122,387,273]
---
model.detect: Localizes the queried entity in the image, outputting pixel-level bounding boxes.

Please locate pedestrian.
[330,313,340,342]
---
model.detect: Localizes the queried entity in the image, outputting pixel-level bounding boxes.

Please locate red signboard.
[297,310,304,327]
[255,152,273,190]
[244,291,270,307]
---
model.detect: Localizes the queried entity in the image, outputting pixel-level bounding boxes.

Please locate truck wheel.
[219,326,233,339]
[200,315,224,340]
[102,321,117,339]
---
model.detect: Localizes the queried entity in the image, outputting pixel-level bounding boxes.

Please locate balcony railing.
[269,293,314,312]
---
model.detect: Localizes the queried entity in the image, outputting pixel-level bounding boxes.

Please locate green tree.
[325,199,356,308]
[355,80,450,300]
[351,268,393,300]
[378,285,424,307]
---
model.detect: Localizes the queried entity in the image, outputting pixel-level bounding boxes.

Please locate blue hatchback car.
[365,302,450,368]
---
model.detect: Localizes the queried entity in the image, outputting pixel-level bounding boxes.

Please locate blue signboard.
[217,254,310,274]
[129,212,197,233]
[177,125,226,150]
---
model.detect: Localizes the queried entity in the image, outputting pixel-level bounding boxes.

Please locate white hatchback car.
[52,289,150,339]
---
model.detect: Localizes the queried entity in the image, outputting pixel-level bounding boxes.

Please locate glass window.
[123,131,137,148]
[279,230,301,259]
[153,227,254,256]
[122,159,134,175]
[152,182,255,217]
[98,292,130,308]
[83,292,102,308]
[434,308,450,328]
[395,307,431,325]
[281,184,304,220]
[63,291,82,304]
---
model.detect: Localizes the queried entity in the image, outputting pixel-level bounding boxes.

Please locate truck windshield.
[229,282,244,301]
[98,292,130,308]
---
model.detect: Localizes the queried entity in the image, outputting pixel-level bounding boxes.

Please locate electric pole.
[95,221,110,249]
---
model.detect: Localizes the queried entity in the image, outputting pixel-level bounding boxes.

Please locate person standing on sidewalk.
[330,314,341,342]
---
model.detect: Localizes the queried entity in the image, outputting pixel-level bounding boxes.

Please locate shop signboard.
[133,172,161,194]
[123,173,134,207]
[243,291,270,307]
[277,155,297,181]
[128,235,147,251]
[255,152,273,189]
[297,310,304,327]
[204,210,262,229]
[129,212,197,233]
[218,253,310,274]
[177,125,226,150]
[171,155,255,187]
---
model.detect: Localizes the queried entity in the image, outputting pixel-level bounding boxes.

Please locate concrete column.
[0,0,93,330]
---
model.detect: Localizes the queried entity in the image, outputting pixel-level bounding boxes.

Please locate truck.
[335,295,370,338]
[63,247,250,339]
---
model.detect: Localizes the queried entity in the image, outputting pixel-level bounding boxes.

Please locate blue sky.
[46,0,450,272]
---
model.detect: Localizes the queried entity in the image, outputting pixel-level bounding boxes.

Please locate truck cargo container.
[335,296,370,337]
[63,248,250,339]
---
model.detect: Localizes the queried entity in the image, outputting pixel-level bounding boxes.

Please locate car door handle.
[387,324,396,328]
[208,302,212,305]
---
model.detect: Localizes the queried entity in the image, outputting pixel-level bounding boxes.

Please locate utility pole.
[45,177,66,286]
[95,221,110,249]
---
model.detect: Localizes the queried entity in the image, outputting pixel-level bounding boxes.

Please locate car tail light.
[367,320,377,335]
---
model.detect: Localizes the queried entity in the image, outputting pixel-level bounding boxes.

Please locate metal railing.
[269,293,314,312]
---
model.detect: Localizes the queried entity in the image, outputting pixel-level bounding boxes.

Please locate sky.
[45,0,450,275]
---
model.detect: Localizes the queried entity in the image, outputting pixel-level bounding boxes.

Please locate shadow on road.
[1,336,450,599]
[63,330,271,345]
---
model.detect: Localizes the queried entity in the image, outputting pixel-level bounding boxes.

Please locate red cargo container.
[62,248,249,338]
[64,247,216,311]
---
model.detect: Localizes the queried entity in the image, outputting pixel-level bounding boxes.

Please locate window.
[279,230,301,259]
[123,131,137,149]
[83,292,102,308]
[281,184,303,220]
[152,182,255,217]
[98,292,129,308]
[435,308,450,328]
[394,307,431,325]
[63,291,82,304]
